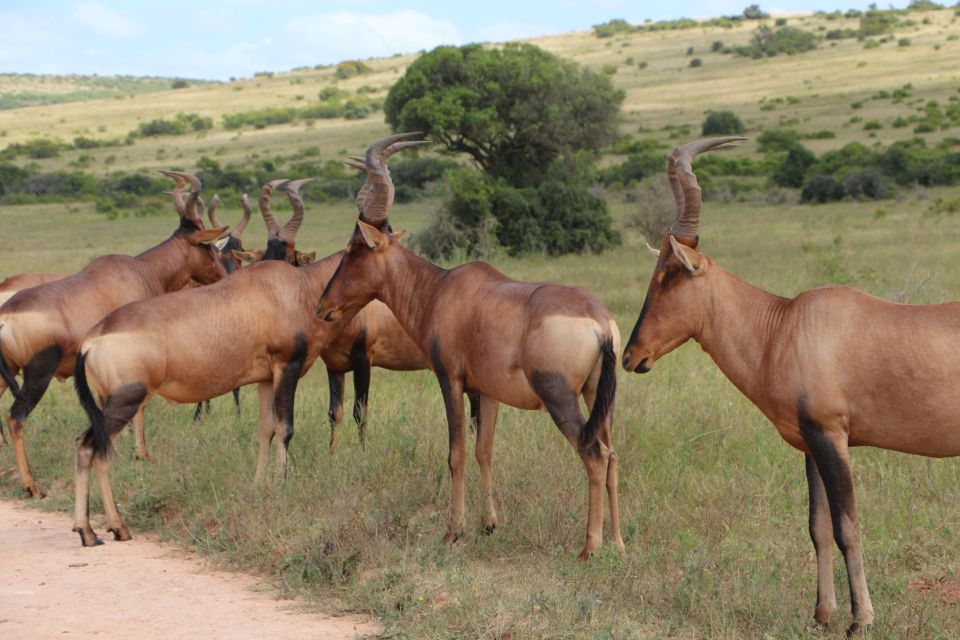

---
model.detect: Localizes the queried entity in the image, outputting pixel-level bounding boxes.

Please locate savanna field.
[2,7,960,639]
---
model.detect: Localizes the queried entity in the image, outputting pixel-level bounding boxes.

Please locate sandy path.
[0,500,380,639]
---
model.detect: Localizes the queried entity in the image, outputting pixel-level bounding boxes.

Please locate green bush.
[734,25,819,57]
[757,128,799,152]
[702,110,745,135]
[418,157,619,258]
[770,144,816,187]
[592,18,634,38]
[689,58,703,67]
[860,9,899,36]
[801,174,845,203]
[335,60,372,79]
[391,156,459,202]
[743,4,770,19]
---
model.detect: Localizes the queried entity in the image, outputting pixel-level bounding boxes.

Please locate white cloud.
[283,9,463,63]
[72,2,144,38]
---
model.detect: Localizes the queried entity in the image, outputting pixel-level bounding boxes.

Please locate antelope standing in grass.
[317,133,623,560]
[191,179,315,422]
[621,137,960,634]
[0,171,228,496]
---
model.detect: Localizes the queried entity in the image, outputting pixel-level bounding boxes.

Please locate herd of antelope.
[0,132,956,634]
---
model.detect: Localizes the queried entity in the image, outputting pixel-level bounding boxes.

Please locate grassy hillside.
[0,73,214,110]
[1,9,958,174]
[1,7,960,640]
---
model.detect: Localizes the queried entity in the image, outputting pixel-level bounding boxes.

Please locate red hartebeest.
[0,171,228,497]
[621,137,960,633]
[317,133,623,560]
[191,179,315,422]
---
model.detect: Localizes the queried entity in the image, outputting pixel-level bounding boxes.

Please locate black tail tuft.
[74,351,112,459]
[0,331,25,402]
[580,337,617,452]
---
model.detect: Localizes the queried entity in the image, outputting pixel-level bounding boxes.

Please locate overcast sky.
[0,1,915,80]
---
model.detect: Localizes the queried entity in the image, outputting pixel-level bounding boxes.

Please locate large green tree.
[384,42,624,187]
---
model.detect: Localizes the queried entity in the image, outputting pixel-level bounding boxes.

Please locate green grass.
[2,186,960,638]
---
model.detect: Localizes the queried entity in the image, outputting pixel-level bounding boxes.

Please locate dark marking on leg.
[193,402,204,421]
[431,336,466,544]
[798,393,874,632]
[798,394,853,526]
[9,345,62,497]
[327,369,345,451]
[349,330,370,447]
[467,391,480,434]
[531,370,584,446]
[274,333,308,450]
[10,345,62,423]
[232,387,241,414]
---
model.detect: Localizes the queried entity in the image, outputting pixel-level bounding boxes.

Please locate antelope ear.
[391,229,408,241]
[188,226,229,246]
[296,251,317,266]
[668,235,706,275]
[356,219,387,250]
[232,249,259,264]
[645,242,661,259]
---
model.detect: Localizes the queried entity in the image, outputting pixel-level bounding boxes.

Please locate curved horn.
[344,159,372,217]
[162,170,203,224]
[361,132,427,223]
[258,179,288,239]
[206,194,223,229]
[666,137,746,238]
[160,170,188,217]
[278,178,314,242]
[233,193,252,240]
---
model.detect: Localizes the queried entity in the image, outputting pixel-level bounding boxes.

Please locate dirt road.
[0,500,379,639]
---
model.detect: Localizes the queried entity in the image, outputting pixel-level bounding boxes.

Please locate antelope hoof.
[613,539,627,558]
[577,548,593,562]
[73,526,103,547]
[108,525,132,542]
[443,530,463,545]
[481,522,496,536]
[22,485,45,499]
[814,605,834,626]
[135,452,158,465]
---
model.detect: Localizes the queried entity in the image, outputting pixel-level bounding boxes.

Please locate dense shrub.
[22,171,98,196]
[390,156,459,202]
[223,96,381,130]
[592,18,635,38]
[599,151,663,186]
[734,25,819,58]
[335,60,372,79]
[417,157,619,258]
[860,9,899,36]
[0,162,30,196]
[841,169,890,199]
[134,112,212,137]
[702,110,745,135]
[801,174,845,203]
[742,4,770,19]
[771,144,816,188]
[757,128,799,152]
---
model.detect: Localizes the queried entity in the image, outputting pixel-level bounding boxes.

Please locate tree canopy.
[384,42,624,187]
